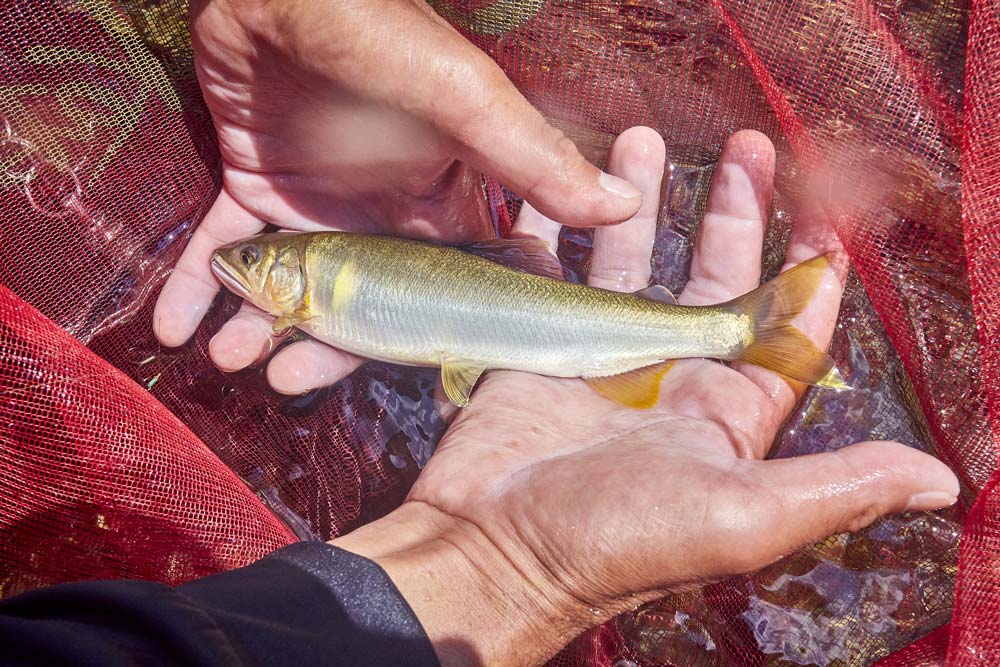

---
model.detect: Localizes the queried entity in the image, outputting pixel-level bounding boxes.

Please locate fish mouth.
[210,254,252,299]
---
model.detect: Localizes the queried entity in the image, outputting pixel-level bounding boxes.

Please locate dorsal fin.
[457,237,564,280]
[634,284,677,304]
[584,361,676,409]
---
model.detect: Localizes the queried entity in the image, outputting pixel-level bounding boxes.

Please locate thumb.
[734,441,959,571]
[442,58,643,227]
[344,0,643,227]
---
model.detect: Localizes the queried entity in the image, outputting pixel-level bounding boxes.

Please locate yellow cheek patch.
[332,261,356,311]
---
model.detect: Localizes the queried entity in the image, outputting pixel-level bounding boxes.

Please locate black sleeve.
[0,542,441,667]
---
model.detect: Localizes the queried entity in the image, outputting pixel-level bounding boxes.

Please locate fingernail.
[904,491,958,512]
[599,172,642,200]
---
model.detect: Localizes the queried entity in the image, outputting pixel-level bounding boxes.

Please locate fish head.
[211,236,305,315]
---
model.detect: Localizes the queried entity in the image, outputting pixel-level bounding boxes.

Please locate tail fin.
[729,255,848,389]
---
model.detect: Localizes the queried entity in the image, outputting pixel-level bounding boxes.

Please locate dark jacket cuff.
[177,541,441,666]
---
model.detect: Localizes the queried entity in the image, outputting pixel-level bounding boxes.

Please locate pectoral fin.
[584,361,676,409]
[440,357,488,407]
[634,285,677,305]
[273,306,314,335]
[458,237,564,280]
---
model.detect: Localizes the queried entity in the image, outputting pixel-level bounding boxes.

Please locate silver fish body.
[294,234,746,376]
[211,231,842,407]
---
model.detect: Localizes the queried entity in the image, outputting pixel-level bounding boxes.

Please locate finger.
[722,441,959,574]
[733,201,847,422]
[678,130,775,306]
[441,59,642,227]
[208,302,283,372]
[153,189,265,346]
[779,199,848,349]
[511,202,562,256]
[266,339,365,395]
[589,127,665,292]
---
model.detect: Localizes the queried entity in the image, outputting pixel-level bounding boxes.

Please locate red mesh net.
[0,285,296,593]
[1,1,998,665]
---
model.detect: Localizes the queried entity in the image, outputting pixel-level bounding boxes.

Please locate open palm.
[405,128,958,622]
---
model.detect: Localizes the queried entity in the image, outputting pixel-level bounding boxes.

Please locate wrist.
[331,501,585,667]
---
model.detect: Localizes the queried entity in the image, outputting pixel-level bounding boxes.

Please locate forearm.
[332,501,587,667]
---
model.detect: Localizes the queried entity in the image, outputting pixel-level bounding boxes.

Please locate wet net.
[0,1,997,665]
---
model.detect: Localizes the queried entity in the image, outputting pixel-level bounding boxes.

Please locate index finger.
[153,189,265,346]
[589,126,665,292]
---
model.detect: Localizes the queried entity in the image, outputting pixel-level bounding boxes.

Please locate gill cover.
[214,238,309,325]
[265,245,305,307]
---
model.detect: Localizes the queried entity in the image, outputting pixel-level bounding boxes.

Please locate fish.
[210,231,847,409]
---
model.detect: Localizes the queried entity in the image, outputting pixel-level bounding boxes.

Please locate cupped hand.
[153,0,643,393]
[334,127,959,667]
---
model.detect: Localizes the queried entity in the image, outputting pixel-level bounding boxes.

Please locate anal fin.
[440,356,488,407]
[584,361,676,409]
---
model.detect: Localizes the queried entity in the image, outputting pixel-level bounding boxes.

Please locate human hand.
[153,0,643,393]
[332,127,959,666]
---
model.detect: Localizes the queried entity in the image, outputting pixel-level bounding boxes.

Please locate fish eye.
[240,245,259,268]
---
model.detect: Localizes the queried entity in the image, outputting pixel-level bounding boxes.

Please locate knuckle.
[705,480,774,574]
[588,266,647,291]
[842,501,887,534]
[436,59,504,144]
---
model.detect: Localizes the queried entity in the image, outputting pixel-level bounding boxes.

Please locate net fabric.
[946,0,1000,664]
[0,1,997,666]
[0,1,215,344]
[0,284,296,594]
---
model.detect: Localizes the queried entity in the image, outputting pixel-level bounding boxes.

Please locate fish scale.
[211,231,846,408]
